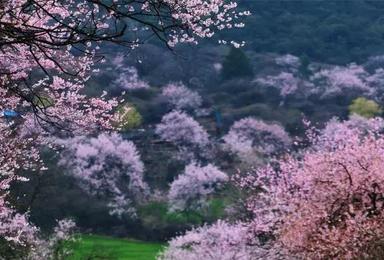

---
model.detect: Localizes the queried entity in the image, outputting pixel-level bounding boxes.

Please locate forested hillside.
[3,0,384,259]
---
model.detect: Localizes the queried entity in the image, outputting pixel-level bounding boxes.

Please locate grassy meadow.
[65,235,164,260]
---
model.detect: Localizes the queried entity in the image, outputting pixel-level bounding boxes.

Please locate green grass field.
[65,235,164,260]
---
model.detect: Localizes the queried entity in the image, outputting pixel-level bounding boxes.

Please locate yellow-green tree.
[349,97,382,118]
[32,94,54,109]
[113,104,142,130]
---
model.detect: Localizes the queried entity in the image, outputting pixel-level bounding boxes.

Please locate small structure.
[214,109,223,136]
[2,109,20,126]
[3,110,19,118]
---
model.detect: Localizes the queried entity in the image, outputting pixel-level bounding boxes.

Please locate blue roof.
[3,110,19,117]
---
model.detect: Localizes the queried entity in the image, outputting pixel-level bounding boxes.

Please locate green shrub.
[205,198,226,221]
[165,210,203,226]
[349,97,382,118]
[138,202,169,229]
[113,104,143,130]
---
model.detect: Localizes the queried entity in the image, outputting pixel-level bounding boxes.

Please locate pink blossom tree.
[317,114,384,150]
[238,119,384,259]
[161,82,202,111]
[30,219,77,260]
[0,118,44,251]
[310,63,372,99]
[158,220,256,260]
[257,60,384,101]
[0,196,77,259]
[168,162,228,211]
[223,117,291,163]
[58,133,148,217]
[256,72,314,99]
[0,196,38,247]
[110,55,149,90]
[156,110,210,152]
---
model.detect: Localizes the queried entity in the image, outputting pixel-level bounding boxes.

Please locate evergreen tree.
[221,47,253,80]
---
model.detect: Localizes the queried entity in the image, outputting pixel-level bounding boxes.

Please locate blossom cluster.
[161,82,202,111]
[158,221,254,260]
[257,55,384,100]
[58,133,148,217]
[256,72,314,98]
[161,0,249,46]
[239,118,384,259]
[156,111,210,148]
[168,162,228,211]
[223,117,291,161]
[311,63,372,98]
[111,56,149,90]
